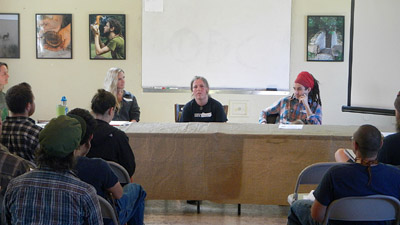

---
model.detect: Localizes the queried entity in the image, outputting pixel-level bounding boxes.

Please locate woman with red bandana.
[259,71,322,125]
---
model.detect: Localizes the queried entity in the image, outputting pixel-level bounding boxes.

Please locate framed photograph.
[0,13,20,58]
[307,16,344,62]
[89,14,126,60]
[36,14,72,59]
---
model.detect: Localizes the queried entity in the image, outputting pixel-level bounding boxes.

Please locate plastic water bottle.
[56,96,69,116]
[61,96,69,114]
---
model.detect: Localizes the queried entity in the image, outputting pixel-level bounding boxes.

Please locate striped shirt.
[1,116,42,162]
[4,168,103,225]
[259,95,322,125]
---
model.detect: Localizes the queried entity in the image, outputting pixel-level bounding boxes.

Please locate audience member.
[87,89,136,177]
[104,67,140,122]
[1,82,42,162]
[335,91,400,164]
[180,76,227,122]
[287,124,400,225]
[0,119,31,216]
[377,91,400,165]
[70,108,146,225]
[3,115,102,224]
[0,62,9,120]
[259,71,322,125]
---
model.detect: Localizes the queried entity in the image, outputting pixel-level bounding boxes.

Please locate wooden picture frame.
[307,16,344,62]
[0,13,20,58]
[36,14,72,59]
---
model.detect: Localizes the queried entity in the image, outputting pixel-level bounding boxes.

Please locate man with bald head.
[288,124,400,225]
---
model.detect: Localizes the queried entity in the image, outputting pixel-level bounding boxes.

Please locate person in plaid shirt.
[259,71,322,125]
[0,83,42,163]
[3,115,103,225]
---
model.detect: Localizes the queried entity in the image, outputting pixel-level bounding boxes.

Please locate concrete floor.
[144,200,289,225]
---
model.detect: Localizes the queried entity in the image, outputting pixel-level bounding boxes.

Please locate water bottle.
[56,96,69,116]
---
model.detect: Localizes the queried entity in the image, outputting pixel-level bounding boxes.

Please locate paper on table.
[278,124,303,130]
[110,121,131,126]
[382,132,395,137]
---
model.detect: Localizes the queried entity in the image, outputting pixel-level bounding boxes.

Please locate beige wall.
[2,0,396,130]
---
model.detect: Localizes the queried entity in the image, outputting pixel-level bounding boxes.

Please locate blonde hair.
[104,67,124,109]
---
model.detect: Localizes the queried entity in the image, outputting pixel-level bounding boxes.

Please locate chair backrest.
[223,105,228,116]
[107,161,130,185]
[97,195,119,225]
[322,195,400,225]
[292,162,342,201]
[175,104,229,122]
[174,104,185,122]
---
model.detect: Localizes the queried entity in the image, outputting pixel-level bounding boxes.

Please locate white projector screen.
[349,0,400,111]
[142,0,292,91]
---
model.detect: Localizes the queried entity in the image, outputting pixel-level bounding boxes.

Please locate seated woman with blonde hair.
[104,67,140,122]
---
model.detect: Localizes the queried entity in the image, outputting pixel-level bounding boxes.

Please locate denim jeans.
[116,183,147,225]
[287,200,320,225]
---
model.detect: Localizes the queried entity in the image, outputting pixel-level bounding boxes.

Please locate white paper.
[382,132,395,137]
[144,0,163,12]
[110,121,131,126]
[278,124,303,130]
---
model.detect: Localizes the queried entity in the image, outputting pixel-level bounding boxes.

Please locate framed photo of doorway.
[307,16,344,62]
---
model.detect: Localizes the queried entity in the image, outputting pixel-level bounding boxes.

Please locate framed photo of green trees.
[89,14,126,60]
[307,16,344,62]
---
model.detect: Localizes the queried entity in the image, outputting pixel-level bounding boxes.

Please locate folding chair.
[98,195,120,225]
[107,161,131,185]
[174,104,185,122]
[322,195,400,225]
[287,162,343,205]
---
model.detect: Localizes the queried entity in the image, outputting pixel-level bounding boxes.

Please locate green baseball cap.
[39,115,82,158]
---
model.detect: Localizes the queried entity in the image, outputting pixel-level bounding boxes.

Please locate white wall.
[2,0,397,131]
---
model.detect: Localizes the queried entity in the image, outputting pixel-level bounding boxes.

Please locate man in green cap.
[3,115,103,225]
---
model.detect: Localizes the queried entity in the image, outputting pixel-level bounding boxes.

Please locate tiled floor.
[144,200,289,225]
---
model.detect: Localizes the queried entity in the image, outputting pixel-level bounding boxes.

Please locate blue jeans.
[287,200,320,225]
[116,183,147,225]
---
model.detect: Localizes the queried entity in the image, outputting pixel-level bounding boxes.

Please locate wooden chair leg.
[238,204,241,216]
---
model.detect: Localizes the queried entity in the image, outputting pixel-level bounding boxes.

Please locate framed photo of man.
[0,13,20,58]
[89,14,126,60]
[36,14,72,59]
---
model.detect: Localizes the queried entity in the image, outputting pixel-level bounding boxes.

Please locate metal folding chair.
[322,195,400,225]
[287,162,344,205]
[107,161,131,185]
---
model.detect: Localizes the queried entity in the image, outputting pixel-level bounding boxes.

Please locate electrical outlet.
[230,100,248,116]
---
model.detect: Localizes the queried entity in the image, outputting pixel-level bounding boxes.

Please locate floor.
[144,200,289,225]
